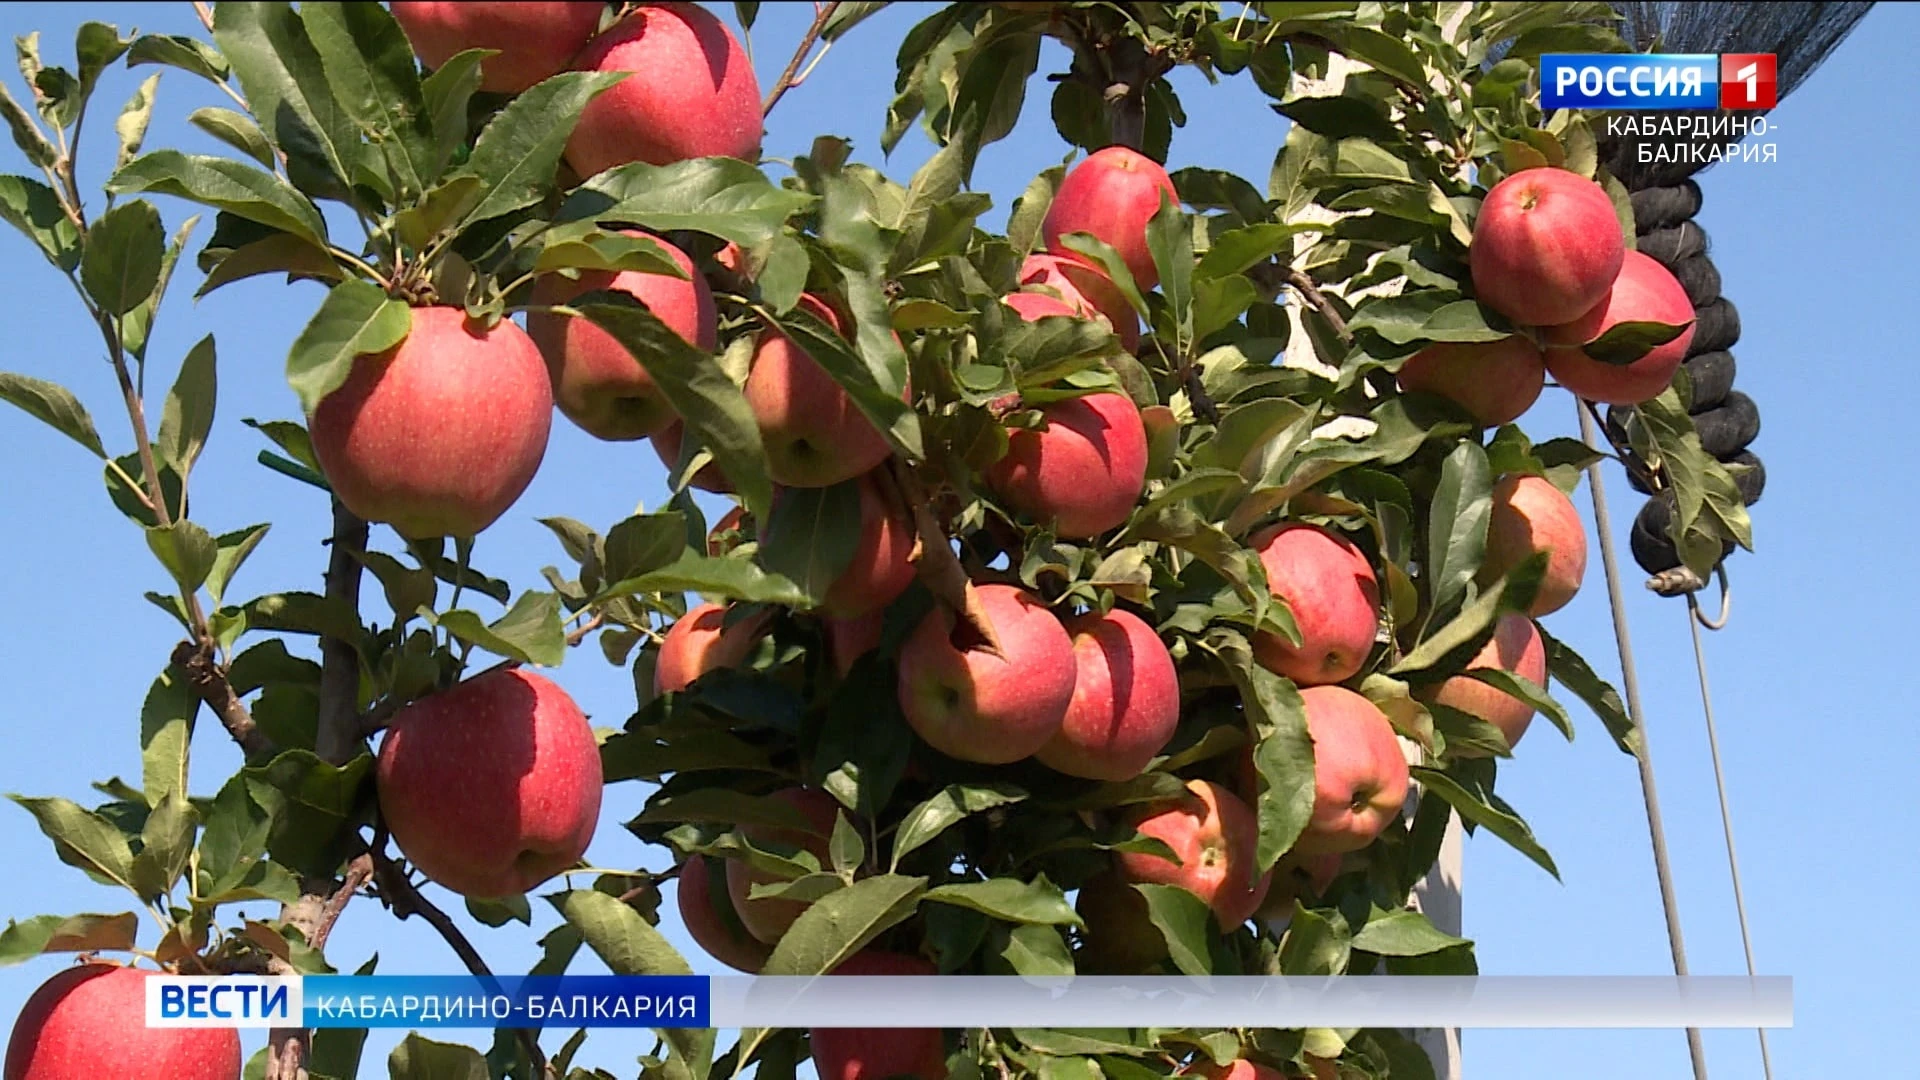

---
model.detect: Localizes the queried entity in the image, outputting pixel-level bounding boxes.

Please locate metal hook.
[1687,564,1732,631]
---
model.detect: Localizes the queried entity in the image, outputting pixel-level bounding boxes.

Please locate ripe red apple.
[677,852,772,973]
[825,610,885,677]
[1042,146,1180,290]
[391,2,604,95]
[528,231,715,441]
[377,668,602,898]
[1182,1061,1286,1080]
[650,421,733,493]
[745,294,893,489]
[1544,250,1697,406]
[564,2,762,177]
[1470,168,1624,327]
[1115,779,1272,929]
[725,787,840,944]
[1034,608,1179,781]
[1253,851,1344,922]
[897,583,1076,764]
[654,603,772,695]
[5,964,240,1080]
[310,306,552,539]
[1294,685,1409,856]
[1396,336,1546,426]
[1422,612,1547,751]
[986,392,1147,539]
[1074,870,1169,973]
[1019,252,1139,351]
[1478,474,1588,616]
[1001,290,1079,322]
[1249,524,1380,686]
[814,475,916,619]
[810,951,948,1080]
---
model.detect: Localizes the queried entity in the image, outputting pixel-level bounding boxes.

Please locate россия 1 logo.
[1541,53,1778,110]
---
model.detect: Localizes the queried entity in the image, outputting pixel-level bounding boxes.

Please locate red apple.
[677,852,772,973]
[1478,474,1588,616]
[1042,146,1180,290]
[986,392,1147,539]
[1182,1061,1286,1080]
[565,2,762,177]
[810,951,948,1080]
[1249,524,1380,686]
[1001,290,1079,322]
[654,602,772,695]
[310,306,552,539]
[651,420,734,493]
[377,668,602,898]
[1019,252,1139,352]
[726,787,840,944]
[1074,871,1169,974]
[528,231,715,441]
[745,294,893,489]
[4,964,240,1080]
[1470,167,1625,326]
[1422,612,1547,751]
[1544,249,1697,406]
[1115,779,1272,929]
[1294,686,1409,856]
[1396,336,1546,426]
[1034,608,1179,781]
[896,584,1076,764]
[391,2,604,95]
[815,475,916,619]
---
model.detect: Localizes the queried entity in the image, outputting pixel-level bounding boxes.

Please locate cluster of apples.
[1399,165,1698,422]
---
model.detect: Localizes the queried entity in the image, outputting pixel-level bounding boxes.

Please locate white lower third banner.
[707,976,1792,1029]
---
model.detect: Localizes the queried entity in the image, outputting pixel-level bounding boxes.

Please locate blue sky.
[1,3,1914,1077]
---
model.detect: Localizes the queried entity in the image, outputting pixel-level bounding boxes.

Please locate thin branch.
[171,640,274,758]
[879,459,1005,659]
[312,855,374,950]
[762,1,841,118]
[565,612,605,648]
[193,1,215,32]
[369,843,549,1075]
[315,501,369,764]
[1285,267,1352,344]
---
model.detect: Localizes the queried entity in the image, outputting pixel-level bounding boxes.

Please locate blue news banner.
[150,975,710,1030]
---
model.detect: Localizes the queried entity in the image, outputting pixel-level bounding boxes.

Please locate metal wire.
[1685,589,1775,1079]
[1577,402,1710,1080]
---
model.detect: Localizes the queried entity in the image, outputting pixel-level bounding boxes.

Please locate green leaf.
[1278,904,1350,975]
[559,157,814,249]
[1132,883,1212,977]
[0,913,139,967]
[0,174,80,269]
[599,549,809,607]
[188,106,276,169]
[194,776,277,901]
[243,750,374,878]
[990,922,1075,977]
[1391,553,1546,675]
[1146,191,1193,354]
[828,812,865,877]
[146,519,219,594]
[285,279,411,414]
[434,591,565,667]
[301,1,430,200]
[1540,626,1639,756]
[132,791,199,898]
[74,21,131,101]
[892,783,1028,870]
[1580,319,1692,366]
[81,199,165,316]
[924,877,1081,928]
[140,665,199,807]
[211,0,361,197]
[1410,765,1558,879]
[388,1033,488,1080]
[1349,293,1506,346]
[1351,907,1469,957]
[197,232,343,297]
[760,874,926,976]
[1462,668,1574,742]
[603,512,687,585]
[533,230,685,277]
[1206,632,1316,871]
[575,295,772,520]
[1426,441,1492,618]
[127,33,230,85]
[0,372,106,457]
[767,305,921,460]
[420,48,488,180]
[114,72,161,172]
[759,481,863,607]
[458,70,625,227]
[157,335,217,477]
[550,889,713,1080]
[466,893,532,928]
[9,796,136,891]
[245,590,364,643]
[349,548,435,622]
[109,150,328,248]
[207,523,271,609]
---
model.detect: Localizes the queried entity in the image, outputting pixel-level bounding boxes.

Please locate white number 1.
[1736,62,1759,103]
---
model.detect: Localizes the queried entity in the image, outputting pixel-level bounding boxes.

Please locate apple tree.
[0,2,1755,1079]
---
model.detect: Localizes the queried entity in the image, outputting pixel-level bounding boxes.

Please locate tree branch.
[879,459,1005,660]
[1285,267,1352,344]
[369,843,549,1076]
[170,639,274,759]
[762,2,841,117]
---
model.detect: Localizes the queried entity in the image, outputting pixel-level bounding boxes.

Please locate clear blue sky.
[1,3,1914,1077]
